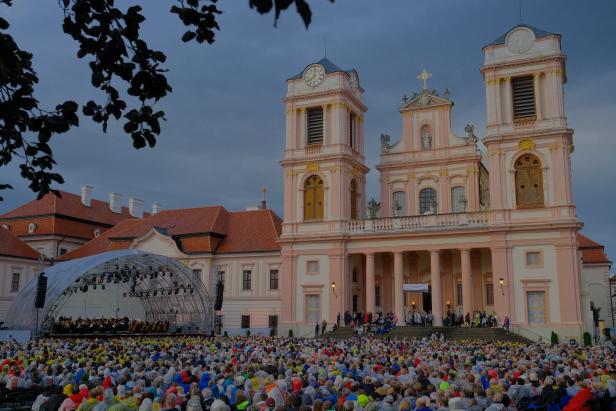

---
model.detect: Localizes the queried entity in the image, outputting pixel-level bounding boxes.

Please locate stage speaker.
[214,280,224,311]
[34,273,47,309]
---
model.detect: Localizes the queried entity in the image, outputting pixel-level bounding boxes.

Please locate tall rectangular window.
[306,107,324,145]
[305,295,320,323]
[241,315,250,329]
[268,315,278,336]
[527,291,545,325]
[349,112,356,149]
[242,270,252,290]
[485,283,494,305]
[269,269,279,290]
[392,191,406,216]
[512,76,536,120]
[11,272,20,293]
[451,186,467,213]
[456,283,463,306]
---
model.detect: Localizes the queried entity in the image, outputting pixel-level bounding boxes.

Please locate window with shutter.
[512,76,536,120]
[515,154,544,207]
[304,175,324,220]
[306,107,324,145]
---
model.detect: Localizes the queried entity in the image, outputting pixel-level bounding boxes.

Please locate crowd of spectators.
[0,334,614,411]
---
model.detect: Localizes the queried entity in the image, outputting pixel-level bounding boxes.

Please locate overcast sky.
[2,0,615,263]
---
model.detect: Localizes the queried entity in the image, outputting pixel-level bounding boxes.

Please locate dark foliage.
[0,0,333,201]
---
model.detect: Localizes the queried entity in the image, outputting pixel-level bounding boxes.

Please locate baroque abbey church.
[0,23,612,341]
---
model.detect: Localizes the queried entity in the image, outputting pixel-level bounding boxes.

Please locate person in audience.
[0,333,614,411]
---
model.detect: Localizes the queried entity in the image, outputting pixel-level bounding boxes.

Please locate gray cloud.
[1,0,615,263]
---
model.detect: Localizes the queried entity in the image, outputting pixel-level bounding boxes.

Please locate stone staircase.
[322,326,532,343]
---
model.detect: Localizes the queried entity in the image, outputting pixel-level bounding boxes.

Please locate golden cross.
[418,68,432,90]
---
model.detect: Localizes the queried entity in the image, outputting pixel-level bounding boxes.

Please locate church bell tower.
[481,24,576,224]
[280,57,369,237]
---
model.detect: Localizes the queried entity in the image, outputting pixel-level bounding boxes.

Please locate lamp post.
[411,301,416,310]
[446,300,451,311]
[499,278,505,296]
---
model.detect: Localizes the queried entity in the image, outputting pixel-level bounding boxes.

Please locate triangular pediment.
[130,227,187,258]
[400,90,452,111]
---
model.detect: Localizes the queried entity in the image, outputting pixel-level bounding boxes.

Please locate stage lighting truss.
[31,251,214,334]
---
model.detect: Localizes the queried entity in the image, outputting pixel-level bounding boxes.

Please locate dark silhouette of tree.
[0,0,333,201]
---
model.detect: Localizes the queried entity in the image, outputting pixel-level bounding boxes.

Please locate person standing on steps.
[504,315,510,334]
[321,319,327,335]
[314,322,319,337]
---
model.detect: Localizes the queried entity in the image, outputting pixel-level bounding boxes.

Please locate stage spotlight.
[101,285,105,290]
[93,284,97,290]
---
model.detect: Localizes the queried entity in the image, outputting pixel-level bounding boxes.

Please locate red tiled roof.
[58,206,282,260]
[217,209,282,253]
[0,190,144,225]
[110,206,226,238]
[577,233,611,265]
[0,226,42,260]
[57,219,143,261]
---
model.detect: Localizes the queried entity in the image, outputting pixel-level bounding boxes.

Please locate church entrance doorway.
[423,287,432,313]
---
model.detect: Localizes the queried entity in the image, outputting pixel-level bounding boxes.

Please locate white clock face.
[506,28,535,54]
[304,65,325,87]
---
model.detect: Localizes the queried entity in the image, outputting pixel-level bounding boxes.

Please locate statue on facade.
[392,199,402,217]
[421,127,432,150]
[464,124,479,146]
[366,198,380,219]
[380,134,391,154]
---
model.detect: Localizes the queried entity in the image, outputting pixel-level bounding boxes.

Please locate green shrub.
[288,329,294,338]
[551,331,559,345]
[583,332,592,346]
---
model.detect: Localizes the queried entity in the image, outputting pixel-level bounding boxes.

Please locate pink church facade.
[278,24,586,341]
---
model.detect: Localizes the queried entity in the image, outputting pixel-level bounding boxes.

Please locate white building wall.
[0,257,46,320]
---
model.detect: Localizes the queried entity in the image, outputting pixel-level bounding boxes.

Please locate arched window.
[350,179,358,220]
[304,175,324,220]
[392,191,406,216]
[451,186,467,213]
[515,154,544,207]
[419,188,437,214]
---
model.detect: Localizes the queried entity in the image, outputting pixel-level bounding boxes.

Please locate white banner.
[402,283,429,292]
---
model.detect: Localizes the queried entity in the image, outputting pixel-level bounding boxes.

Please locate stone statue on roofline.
[366,198,380,219]
[380,134,391,154]
[464,124,479,147]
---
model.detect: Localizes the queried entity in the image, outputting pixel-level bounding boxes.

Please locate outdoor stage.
[4,250,215,337]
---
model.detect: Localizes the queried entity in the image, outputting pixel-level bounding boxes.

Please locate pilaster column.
[394,251,404,325]
[430,250,443,326]
[461,248,473,318]
[534,73,543,120]
[365,253,376,315]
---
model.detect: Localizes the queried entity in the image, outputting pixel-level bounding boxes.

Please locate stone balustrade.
[346,211,490,233]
